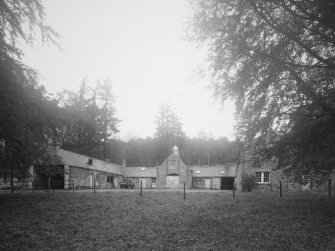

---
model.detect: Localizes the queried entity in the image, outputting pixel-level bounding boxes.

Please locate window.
[193,177,202,183]
[256,172,262,182]
[152,177,156,184]
[255,172,270,183]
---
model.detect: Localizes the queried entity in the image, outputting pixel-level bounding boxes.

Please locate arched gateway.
[166,174,179,188]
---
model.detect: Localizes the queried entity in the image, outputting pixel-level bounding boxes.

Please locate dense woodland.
[106,137,239,167]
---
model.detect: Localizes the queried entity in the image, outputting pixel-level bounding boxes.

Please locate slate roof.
[55,149,123,175]
[190,163,237,177]
[122,167,157,178]
[47,148,237,178]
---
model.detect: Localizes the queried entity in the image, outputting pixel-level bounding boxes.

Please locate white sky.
[22,0,236,140]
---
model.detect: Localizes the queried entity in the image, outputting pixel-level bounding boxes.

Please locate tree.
[97,79,120,160]
[0,0,59,192]
[155,104,185,139]
[154,104,185,162]
[189,0,335,182]
[58,79,119,160]
[58,79,101,157]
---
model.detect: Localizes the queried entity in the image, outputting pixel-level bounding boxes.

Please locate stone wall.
[69,166,118,189]
[70,166,91,189]
[157,149,190,189]
[241,160,302,193]
[157,162,167,188]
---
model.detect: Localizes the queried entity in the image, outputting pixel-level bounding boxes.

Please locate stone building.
[122,166,157,189]
[29,146,239,190]
[25,145,335,193]
[239,159,303,192]
[155,145,192,189]
[31,148,123,189]
[122,145,239,190]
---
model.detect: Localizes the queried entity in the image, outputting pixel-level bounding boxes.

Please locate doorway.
[167,175,179,188]
[139,178,147,188]
[221,177,234,190]
[205,179,211,189]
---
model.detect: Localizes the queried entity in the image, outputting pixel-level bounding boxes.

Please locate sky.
[22,0,236,140]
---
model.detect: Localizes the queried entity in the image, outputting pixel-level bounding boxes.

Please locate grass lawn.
[0,190,335,250]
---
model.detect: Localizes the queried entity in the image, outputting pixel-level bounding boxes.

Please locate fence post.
[280,181,282,197]
[329,179,332,199]
[10,166,14,195]
[52,178,54,192]
[48,176,51,192]
[184,182,186,199]
[73,180,75,193]
[140,180,142,197]
[233,184,235,199]
[94,177,96,194]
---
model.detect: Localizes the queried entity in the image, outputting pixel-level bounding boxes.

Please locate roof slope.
[122,167,157,177]
[190,163,237,177]
[56,149,123,175]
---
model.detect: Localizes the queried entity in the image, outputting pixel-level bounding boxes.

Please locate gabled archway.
[167,174,179,188]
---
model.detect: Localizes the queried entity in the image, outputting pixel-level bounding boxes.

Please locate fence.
[32,179,75,192]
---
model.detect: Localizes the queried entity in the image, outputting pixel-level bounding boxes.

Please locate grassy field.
[0,190,335,250]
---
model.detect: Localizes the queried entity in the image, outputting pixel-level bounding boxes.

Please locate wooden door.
[205,179,211,189]
[212,178,220,189]
[139,178,147,188]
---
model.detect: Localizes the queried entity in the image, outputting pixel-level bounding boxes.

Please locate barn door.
[167,175,179,188]
[212,178,220,189]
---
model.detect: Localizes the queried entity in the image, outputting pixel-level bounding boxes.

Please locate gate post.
[94,177,96,194]
[140,180,142,197]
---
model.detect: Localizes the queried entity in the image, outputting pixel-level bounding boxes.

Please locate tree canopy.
[103,136,238,167]
[154,104,185,162]
[58,79,119,160]
[189,0,335,182]
[0,0,59,188]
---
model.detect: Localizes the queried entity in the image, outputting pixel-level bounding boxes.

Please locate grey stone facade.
[156,146,192,189]
[29,146,335,193]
